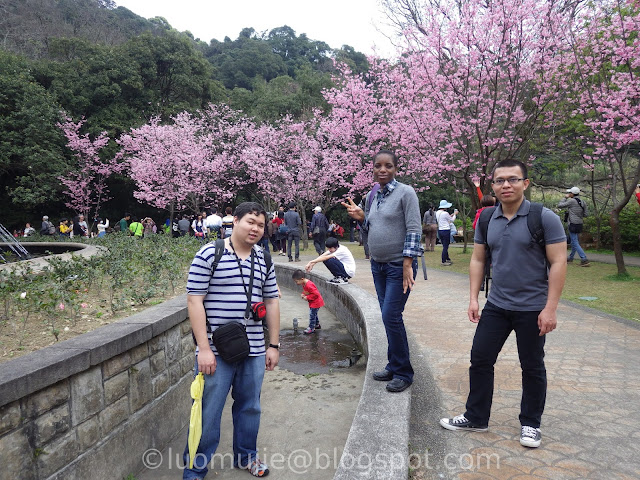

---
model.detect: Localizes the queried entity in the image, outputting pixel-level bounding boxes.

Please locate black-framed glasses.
[491,177,526,186]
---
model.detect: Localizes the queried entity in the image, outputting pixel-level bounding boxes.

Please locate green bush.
[583,204,640,250]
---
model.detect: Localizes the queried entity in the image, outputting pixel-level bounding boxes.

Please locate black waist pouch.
[212,322,250,363]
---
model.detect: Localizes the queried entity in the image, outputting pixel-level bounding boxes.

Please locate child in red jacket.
[292,269,324,334]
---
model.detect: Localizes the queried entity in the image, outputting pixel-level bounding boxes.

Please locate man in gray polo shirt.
[440,159,567,449]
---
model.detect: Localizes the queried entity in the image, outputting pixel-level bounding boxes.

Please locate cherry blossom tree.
[560,0,640,274]
[325,0,569,208]
[58,116,124,222]
[117,105,250,223]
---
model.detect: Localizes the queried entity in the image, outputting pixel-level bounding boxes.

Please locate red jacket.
[302,280,324,309]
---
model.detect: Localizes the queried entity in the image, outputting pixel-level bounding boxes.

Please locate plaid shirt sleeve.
[403,232,423,258]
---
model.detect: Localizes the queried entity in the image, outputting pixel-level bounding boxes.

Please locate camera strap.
[229,239,255,320]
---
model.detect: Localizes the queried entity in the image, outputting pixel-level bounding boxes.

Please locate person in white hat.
[309,205,329,255]
[558,187,589,266]
[436,200,458,265]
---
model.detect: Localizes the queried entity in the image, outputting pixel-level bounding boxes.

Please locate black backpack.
[476,203,545,297]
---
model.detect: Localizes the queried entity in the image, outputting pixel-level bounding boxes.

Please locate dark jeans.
[259,236,269,252]
[308,307,319,330]
[439,229,451,263]
[360,229,369,257]
[313,232,326,255]
[464,301,547,428]
[324,257,349,279]
[287,233,300,259]
[370,259,417,383]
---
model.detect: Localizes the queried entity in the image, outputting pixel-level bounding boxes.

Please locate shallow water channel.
[277,287,362,374]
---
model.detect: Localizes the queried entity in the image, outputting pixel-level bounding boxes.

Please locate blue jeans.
[439,229,451,263]
[568,231,586,260]
[324,257,349,279]
[259,236,270,252]
[464,301,546,428]
[308,307,319,329]
[370,259,417,383]
[183,355,265,479]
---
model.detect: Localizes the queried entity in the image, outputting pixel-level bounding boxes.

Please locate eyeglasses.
[491,177,526,186]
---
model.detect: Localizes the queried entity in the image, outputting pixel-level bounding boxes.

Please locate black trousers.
[464,301,547,428]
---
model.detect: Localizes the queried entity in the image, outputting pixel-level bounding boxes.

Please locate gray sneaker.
[520,426,541,448]
[439,414,488,432]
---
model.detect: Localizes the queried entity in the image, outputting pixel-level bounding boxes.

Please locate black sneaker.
[580,259,590,267]
[328,276,348,284]
[372,370,393,381]
[439,414,488,432]
[315,323,321,330]
[567,257,574,263]
[520,425,542,448]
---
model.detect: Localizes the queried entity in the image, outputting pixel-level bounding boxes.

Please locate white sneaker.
[520,426,541,448]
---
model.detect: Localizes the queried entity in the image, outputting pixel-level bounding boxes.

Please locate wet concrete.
[135,286,365,480]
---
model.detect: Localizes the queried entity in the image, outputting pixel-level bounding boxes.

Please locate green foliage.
[1,234,200,345]
[583,204,640,250]
[0,51,69,216]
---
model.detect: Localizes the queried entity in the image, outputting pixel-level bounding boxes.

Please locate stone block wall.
[0,295,194,480]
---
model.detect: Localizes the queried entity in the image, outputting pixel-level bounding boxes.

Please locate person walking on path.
[436,200,457,266]
[292,269,325,334]
[558,186,590,266]
[422,206,438,252]
[342,150,422,393]
[182,202,280,479]
[310,206,330,255]
[440,159,567,449]
[305,237,356,284]
[284,202,302,262]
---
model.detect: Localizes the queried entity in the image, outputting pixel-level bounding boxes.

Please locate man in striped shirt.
[183,202,280,479]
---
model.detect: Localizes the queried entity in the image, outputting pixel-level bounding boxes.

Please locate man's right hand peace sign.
[341,197,365,222]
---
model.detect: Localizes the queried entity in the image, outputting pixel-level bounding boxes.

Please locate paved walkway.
[297,245,640,479]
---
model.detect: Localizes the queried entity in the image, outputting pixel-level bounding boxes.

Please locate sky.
[114,0,400,58]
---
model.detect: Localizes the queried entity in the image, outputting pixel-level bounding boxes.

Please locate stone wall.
[0,295,194,480]
[0,262,408,480]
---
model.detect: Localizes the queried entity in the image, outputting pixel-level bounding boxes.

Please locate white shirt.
[333,245,356,277]
[436,210,456,230]
[205,214,222,230]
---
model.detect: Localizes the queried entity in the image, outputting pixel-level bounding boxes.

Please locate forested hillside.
[0,0,369,226]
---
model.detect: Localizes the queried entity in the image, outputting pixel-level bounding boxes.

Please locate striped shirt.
[186,243,279,356]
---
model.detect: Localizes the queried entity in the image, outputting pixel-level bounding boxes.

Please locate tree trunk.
[169,200,175,235]
[608,208,627,276]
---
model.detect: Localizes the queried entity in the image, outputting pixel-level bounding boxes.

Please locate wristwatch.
[268,343,280,350]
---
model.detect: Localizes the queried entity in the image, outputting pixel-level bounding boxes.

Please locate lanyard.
[229,239,255,319]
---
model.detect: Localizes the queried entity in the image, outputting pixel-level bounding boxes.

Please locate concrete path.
[138,245,640,479]
[326,246,640,480]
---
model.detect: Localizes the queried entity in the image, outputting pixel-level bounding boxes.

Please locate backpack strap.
[527,202,545,249]
[366,183,381,214]
[477,206,497,247]
[210,238,226,277]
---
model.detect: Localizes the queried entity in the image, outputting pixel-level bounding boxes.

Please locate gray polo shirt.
[474,200,566,311]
